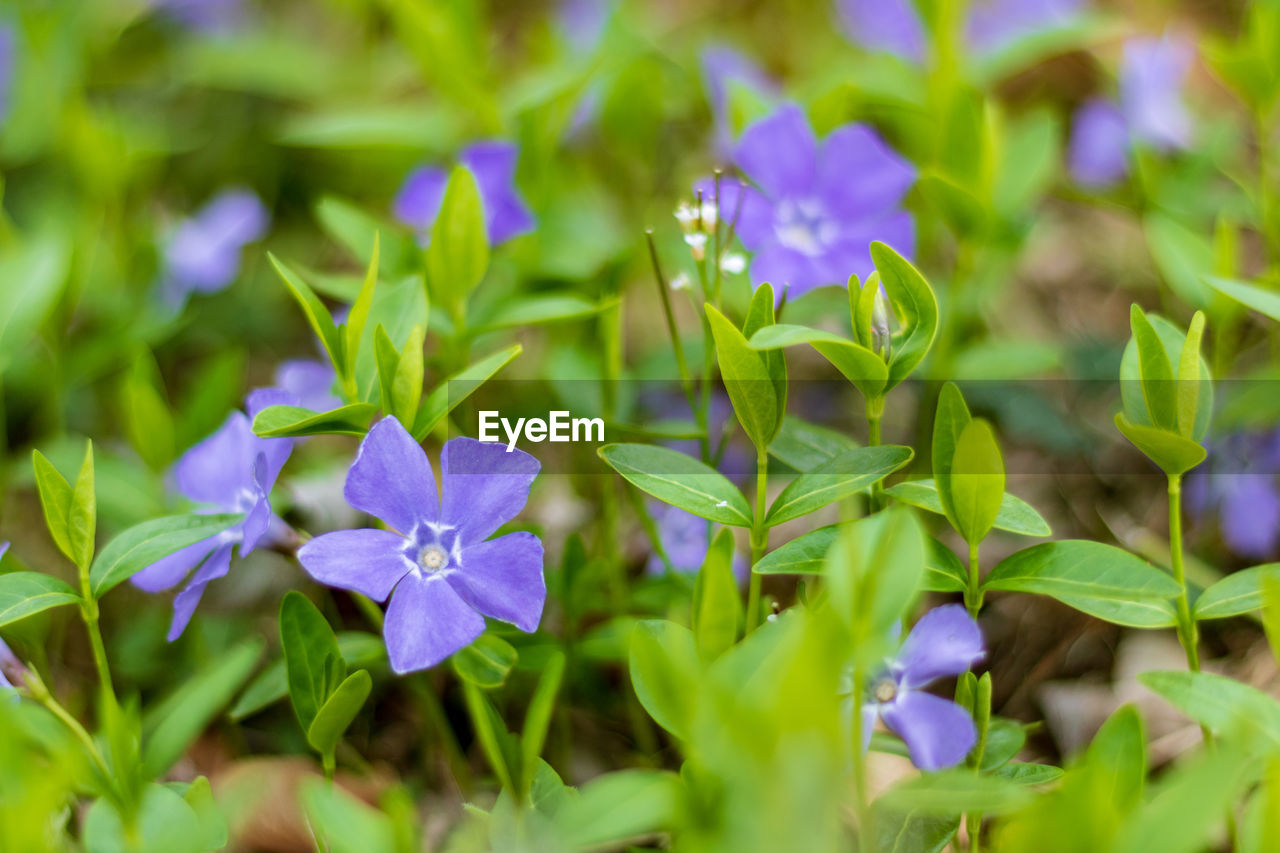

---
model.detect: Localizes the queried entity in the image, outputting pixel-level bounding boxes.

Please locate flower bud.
[0,639,26,691]
[870,288,892,362]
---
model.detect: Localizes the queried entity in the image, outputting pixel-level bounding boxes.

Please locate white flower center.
[774,198,838,257]
[418,545,448,572]
[873,678,898,704]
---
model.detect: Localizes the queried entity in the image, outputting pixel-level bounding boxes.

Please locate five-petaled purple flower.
[132,390,295,640]
[298,417,546,674]
[862,604,984,770]
[1068,36,1194,188]
[394,142,535,247]
[702,104,914,300]
[837,0,1083,63]
[1187,429,1280,560]
[161,187,270,308]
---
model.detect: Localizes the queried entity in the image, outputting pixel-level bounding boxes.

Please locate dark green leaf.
[280,591,345,732]
[764,445,914,526]
[884,479,1051,537]
[753,524,841,574]
[706,302,780,449]
[32,449,74,565]
[598,444,752,526]
[251,403,377,438]
[452,633,518,688]
[767,416,859,472]
[307,670,372,757]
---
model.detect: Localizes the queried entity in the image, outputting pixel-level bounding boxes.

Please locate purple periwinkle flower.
[273,359,342,413]
[161,188,270,308]
[394,142,535,247]
[557,0,610,54]
[298,417,546,674]
[1187,429,1280,560]
[0,23,15,125]
[837,0,1082,63]
[131,390,295,641]
[704,104,914,299]
[0,637,21,692]
[1067,99,1130,188]
[153,0,245,33]
[862,604,984,770]
[645,504,749,582]
[701,45,777,160]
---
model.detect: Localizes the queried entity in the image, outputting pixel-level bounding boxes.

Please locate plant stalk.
[746,446,769,632]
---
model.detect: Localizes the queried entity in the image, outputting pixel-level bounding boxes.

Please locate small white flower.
[670,272,691,291]
[720,253,746,274]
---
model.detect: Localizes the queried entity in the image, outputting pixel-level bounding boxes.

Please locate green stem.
[24,670,114,791]
[746,447,769,632]
[1167,476,1200,673]
[645,231,707,459]
[867,396,884,512]
[850,667,873,851]
[966,540,982,619]
[77,564,115,705]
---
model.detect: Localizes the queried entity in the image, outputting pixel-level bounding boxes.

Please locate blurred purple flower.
[161,188,270,308]
[274,359,341,413]
[701,45,777,160]
[131,389,295,641]
[837,0,1082,62]
[1068,35,1193,188]
[862,604,984,770]
[0,23,15,124]
[0,636,20,693]
[394,142,534,246]
[1120,36,1193,151]
[557,0,610,53]
[1068,99,1130,187]
[298,417,545,674]
[154,0,244,33]
[645,504,748,582]
[702,104,914,299]
[1187,430,1280,560]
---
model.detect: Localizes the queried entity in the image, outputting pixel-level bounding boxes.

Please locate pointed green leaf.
[519,650,565,795]
[1114,413,1207,477]
[269,253,344,373]
[747,324,888,400]
[743,282,788,423]
[90,513,245,598]
[753,524,842,574]
[1140,669,1280,748]
[884,479,1051,537]
[413,344,522,439]
[872,242,938,389]
[629,620,700,740]
[0,572,81,628]
[69,441,96,573]
[252,403,377,438]
[307,670,372,757]
[427,164,489,319]
[343,233,380,379]
[1195,564,1280,620]
[280,591,344,732]
[706,303,779,449]
[764,445,914,526]
[598,444,752,526]
[692,528,741,661]
[931,382,972,529]
[373,324,400,417]
[1205,275,1280,323]
[452,633,518,688]
[32,449,74,565]
[767,416,860,473]
[1130,304,1178,432]
[391,324,425,425]
[948,419,1004,545]
[1175,311,1206,438]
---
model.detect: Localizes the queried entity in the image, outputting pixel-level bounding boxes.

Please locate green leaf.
[983,541,1182,628]
[1086,704,1146,811]
[1195,564,1280,620]
[520,651,566,795]
[374,324,401,418]
[142,639,263,777]
[300,778,397,853]
[83,784,205,853]
[1143,213,1215,308]
[1130,305,1178,432]
[343,234,380,381]
[475,292,612,332]
[556,770,683,850]
[993,763,1065,785]
[872,241,939,389]
[1139,670,1280,748]
[68,442,96,573]
[280,591,345,732]
[924,538,968,593]
[692,528,741,661]
[229,632,385,720]
[452,633,518,688]
[427,164,489,320]
[315,195,413,273]
[948,419,1004,545]
[706,302,780,449]
[32,449,74,566]
[876,769,1033,816]
[743,283,788,423]
[872,806,959,853]
[1114,413,1207,477]
[1175,311,1206,439]
[764,445,913,526]
[413,344,522,439]
[931,382,972,531]
[747,323,888,400]
[598,444,752,527]
[252,403,377,438]
[307,669,372,757]
[0,572,81,628]
[269,254,344,372]
[181,776,229,852]
[768,416,859,472]
[391,324,425,425]
[89,513,244,598]
[826,509,926,657]
[884,479,1051,537]
[1120,311,1213,442]
[629,620,700,739]
[754,524,842,574]
[1205,275,1280,323]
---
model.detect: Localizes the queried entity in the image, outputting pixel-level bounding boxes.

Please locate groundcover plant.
[3,0,1280,851]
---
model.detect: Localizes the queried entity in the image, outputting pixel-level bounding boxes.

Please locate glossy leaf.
[0,572,81,628]
[413,344,522,439]
[948,419,1004,545]
[251,403,377,438]
[767,416,859,473]
[452,633,518,688]
[764,445,914,527]
[598,444,752,526]
[1114,413,1207,477]
[68,442,97,572]
[884,479,1050,537]
[629,620,700,740]
[427,165,489,320]
[747,323,887,400]
[931,382,972,530]
[32,449,74,567]
[269,254,343,371]
[280,591,345,732]
[307,670,372,757]
[872,241,938,390]
[1194,564,1280,620]
[1130,305,1178,432]
[343,234,380,381]
[753,524,841,574]
[706,303,780,449]
[89,513,244,598]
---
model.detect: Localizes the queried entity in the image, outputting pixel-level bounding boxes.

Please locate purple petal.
[384,571,485,674]
[162,188,269,300]
[131,535,222,594]
[393,166,448,233]
[835,0,925,63]
[1120,36,1193,151]
[460,141,535,244]
[243,389,297,487]
[275,359,342,413]
[897,604,985,688]
[1068,99,1130,188]
[734,104,818,200]
[965,0,1083,56]
[344,416,439,535]
[646,504,710,574]
[749,242,824,299]
[701,45,776,157]
[881,690,977,770]
[167,544,234,641]
[557,0,610,52]
[171,412,258,507]
[440,437,540,544]
[0,541,8,561]
[693,177,775,250]
[817,125,916,219]
[0,25,15,125]
[197,188,270,246]
[298,529,413,602]
[1220,477,1280,560]
[449,531,546,632]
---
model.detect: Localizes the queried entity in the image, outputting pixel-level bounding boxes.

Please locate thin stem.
[77,564,116,705]
[23,670,114,791]
[867,396,884,512]
[966,540,982,619]
[1167,476,1200,673]
[645,231,704,459]
[850,668,873,851]
[746,447,769,632]
[712,171,724,309]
